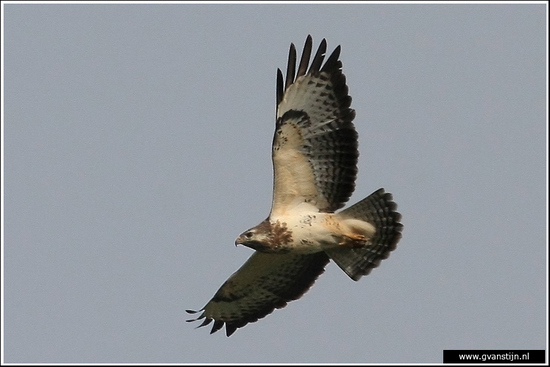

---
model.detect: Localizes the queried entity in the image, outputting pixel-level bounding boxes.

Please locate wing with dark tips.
[272,35,358,216]
[187,251,329,336]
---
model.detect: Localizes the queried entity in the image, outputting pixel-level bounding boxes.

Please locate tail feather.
[325,188,403,281]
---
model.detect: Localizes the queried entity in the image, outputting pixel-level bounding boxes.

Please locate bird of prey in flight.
[187,35,403,336]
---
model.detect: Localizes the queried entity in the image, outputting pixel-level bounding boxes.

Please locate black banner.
[443,350,545,363]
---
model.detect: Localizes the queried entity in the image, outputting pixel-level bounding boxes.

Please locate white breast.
[271,202,339,253]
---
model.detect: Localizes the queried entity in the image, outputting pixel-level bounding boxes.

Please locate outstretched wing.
[186,251,329,336]
[271,35,358,216]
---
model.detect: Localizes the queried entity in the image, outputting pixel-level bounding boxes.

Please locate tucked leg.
[338,234,367,248]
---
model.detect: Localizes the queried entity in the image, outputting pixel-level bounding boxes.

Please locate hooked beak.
[235,235,263,251]
[234,236,243,247]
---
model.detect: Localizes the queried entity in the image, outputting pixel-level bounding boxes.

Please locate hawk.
[187,35,402,336]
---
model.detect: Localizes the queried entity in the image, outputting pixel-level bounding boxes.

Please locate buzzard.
[187,35,402,336]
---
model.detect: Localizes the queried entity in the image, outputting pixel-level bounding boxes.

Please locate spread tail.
[325,188,403,281]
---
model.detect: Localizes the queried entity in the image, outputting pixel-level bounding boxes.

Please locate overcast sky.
[3,2,547,364]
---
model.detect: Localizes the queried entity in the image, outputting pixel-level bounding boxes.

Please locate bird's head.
[235,219,292,253]
[235,226,272,252]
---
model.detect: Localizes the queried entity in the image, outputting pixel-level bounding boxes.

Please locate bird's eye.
[245,232,253,238]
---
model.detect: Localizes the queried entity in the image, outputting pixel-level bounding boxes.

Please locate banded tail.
[325,188,403,281]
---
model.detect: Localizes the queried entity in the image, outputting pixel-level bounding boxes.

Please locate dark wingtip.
[308,38,327,73]
[210,320,224,334]
[225,324,237,337]
[321,45,341,73]
[296,35,313,78]
[285,43,297,91]
[276,68,284,105]
[186,308,207,324]
[197,317,213,328]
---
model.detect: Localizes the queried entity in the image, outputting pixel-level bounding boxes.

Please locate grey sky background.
[3,2,547,364]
